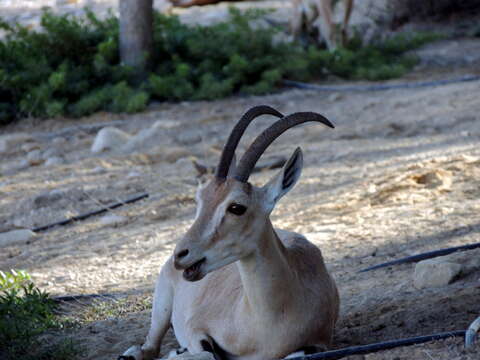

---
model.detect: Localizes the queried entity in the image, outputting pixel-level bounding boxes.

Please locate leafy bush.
[0,270,79,360]
[0,269,31,290]
[0,8,439,123]
[311,32,441,81]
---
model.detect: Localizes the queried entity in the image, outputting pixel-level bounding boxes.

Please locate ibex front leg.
[119,266,173,360]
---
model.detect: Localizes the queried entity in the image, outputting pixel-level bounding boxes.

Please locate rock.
[33,190,64,208]
[45,156,65,166]
[90,166,107,175]
[52,137,67,146]
[21,142,41,152]
[175,132,202,146]
[91,127,131,153]
[413,169,452,190]
[413,258,462,289]
[164,147,191,163]
[127,171,141,178]
[1,159,30,175]
[27,149,44,165]
[0,229,37,247]
[99,214,128,227]
[121,120,174,154]
[42,147,61,159]
[328,93,343,102]
[0,133,34,154]
[143,146,191,164]
[174,157,195,173]
[122,128,161,154]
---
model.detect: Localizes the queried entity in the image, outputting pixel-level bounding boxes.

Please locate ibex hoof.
[119,345,143,360]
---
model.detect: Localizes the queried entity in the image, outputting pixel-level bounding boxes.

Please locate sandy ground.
[1,1,480,360]
[2,66,480,359]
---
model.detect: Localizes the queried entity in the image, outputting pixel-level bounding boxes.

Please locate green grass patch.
[0,8,440,124]
[0,270,81,360]
[77,295,152,323]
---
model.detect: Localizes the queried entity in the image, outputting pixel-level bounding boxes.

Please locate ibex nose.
[177,249,189,259]
[174,248,190,269]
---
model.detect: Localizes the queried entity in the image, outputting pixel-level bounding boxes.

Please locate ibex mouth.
[183,258,206,282]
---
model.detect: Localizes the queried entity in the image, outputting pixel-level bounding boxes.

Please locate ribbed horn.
[234,112,334,182]
[215,105,283,179]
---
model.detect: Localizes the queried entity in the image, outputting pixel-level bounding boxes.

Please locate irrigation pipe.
[358,242,480,273]
[32,192,149,233]
[465,316,480,349]
[52,293,117,303]
[289,331,466,360]
[282,74,480,92]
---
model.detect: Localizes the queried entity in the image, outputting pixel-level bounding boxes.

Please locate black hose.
[282,75,480,92]
[32,193,149,233]
[52,293,117,303]
[358,242,480,273]
[289,331,466,360]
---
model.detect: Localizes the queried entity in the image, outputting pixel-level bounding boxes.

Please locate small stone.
[164,147,191,163]
[174,157,195,172]
[99,214,128,227]
[413,169,452,190]
[33,190,64,208]
[0,229,37,247]
[21,142,41,152]
[328,93,343,102]
[42,147,61,159]
[1,159,30,175]
[175,132,202,146]
[27,149,43,166]
[145,146,191,164]
[413,258,462,289]
[91,127,131,153]
[0,133,34,154]
[90,166,107,175]
[45,156,65,166]
[127,171,141,178]
[52,137,67,146]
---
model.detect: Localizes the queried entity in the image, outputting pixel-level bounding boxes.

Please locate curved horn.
[216,105,283,179]
[234,112,334,182]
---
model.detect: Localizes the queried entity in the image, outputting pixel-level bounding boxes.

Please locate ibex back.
[120,106,340,360]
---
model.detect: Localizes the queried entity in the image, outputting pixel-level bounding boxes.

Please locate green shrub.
[0,270,79,360]
[0,8,440,123]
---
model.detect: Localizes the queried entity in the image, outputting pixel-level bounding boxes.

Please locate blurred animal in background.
[166,0,354,50]
[291,0,354,50]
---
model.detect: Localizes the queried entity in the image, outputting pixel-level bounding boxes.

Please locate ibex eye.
[227,203,247,216]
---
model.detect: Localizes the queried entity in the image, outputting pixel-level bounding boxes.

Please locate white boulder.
[91,127,131,153]
[45,156,65,166]
[100,214,128,227]
[0,229,37,247]
[413,257,462,289]
[0,133,34,154]
[27,149,44,165]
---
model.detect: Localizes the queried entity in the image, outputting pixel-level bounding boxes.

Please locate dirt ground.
[1,2,480,360]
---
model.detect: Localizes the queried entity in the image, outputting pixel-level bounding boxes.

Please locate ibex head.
[174,106,334,281]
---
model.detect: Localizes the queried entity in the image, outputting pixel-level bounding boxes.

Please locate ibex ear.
[262,147,303,212]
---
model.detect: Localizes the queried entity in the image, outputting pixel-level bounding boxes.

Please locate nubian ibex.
[291,0,355,50]
[120,105,339,360]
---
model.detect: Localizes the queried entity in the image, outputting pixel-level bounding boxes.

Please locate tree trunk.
[119,0,153,78]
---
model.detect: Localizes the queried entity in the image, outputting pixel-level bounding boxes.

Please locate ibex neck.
[236,220,293,317]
